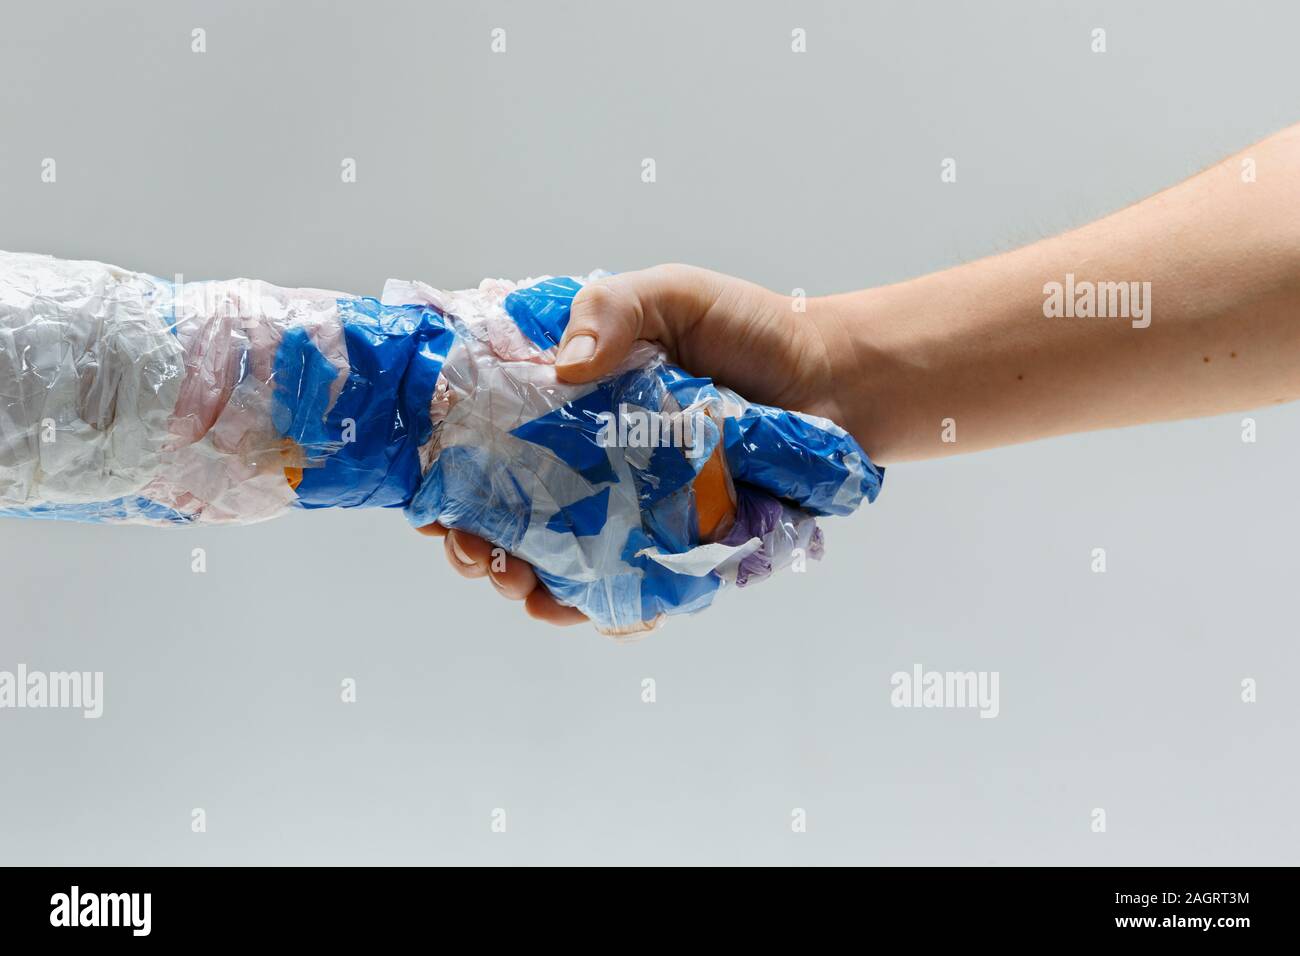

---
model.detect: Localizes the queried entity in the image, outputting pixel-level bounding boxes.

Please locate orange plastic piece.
[692,442,735,541]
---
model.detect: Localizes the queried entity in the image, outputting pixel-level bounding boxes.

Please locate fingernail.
[556,333,597,366]
[449,534,476,566]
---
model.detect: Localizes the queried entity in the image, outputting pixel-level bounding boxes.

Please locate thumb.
[554,265,718,384]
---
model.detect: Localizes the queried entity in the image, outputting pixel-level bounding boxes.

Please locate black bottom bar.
[0,865,1284,942]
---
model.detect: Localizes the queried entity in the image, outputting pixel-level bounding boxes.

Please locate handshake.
[0,253,883,634]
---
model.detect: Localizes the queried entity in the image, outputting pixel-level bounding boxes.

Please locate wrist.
[808,287,923,466]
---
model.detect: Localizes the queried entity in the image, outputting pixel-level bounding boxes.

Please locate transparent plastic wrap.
[0,251,884,634]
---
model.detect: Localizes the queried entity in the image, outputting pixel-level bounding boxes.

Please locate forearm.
[0,252,434,522]
[825,123,1300,464]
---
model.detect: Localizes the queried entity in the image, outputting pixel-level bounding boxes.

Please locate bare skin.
[422,123,1300,626]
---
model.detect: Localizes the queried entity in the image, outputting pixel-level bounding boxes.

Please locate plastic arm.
[0,251,883,633]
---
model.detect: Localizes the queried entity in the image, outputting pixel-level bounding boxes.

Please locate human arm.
[442,122,1300,623]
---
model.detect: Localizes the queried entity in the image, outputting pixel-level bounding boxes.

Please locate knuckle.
[649,262,702,287]
[653,262,693,278]
[575,281,620,317]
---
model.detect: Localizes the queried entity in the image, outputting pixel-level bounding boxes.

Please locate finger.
[554,265,721,384]
[416,522,447,537]
[443,529,492,579]
[524,587,588,626]
[488,553,538,601]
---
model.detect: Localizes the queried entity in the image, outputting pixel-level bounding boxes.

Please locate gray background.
[1,0,1297,865]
